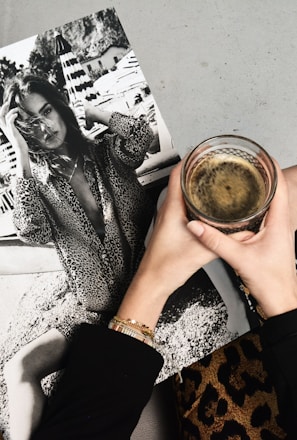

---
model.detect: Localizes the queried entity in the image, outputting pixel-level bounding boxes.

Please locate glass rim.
[181,134,278,225]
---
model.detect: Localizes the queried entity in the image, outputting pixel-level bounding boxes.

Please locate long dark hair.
[3,72,90,172]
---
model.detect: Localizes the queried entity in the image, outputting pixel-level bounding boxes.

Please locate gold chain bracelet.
[108,319,154,347]
[112,315,154,338]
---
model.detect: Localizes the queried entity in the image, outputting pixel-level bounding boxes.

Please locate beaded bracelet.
[108,318,154,347]
[112,315,154,338]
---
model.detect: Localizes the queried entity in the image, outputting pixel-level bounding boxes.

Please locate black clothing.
[31,324,163,440]
[31,309,297,439]
[259,308,297,437]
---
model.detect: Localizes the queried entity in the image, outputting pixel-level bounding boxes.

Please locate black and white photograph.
[0,7,183,437]
[0,4,273,440]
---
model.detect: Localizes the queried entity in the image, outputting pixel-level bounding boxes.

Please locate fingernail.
[188,221,205,236]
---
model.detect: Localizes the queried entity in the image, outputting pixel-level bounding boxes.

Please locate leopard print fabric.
[174,329,288,439]
[12,112,155,338]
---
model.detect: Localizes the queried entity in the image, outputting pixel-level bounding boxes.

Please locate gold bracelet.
[112,315,154,338]
[108,319,154,347]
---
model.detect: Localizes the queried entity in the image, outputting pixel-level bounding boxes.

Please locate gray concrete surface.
[1,1,297,168]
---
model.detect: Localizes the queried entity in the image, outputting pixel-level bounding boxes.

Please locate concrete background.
[1,0,297,168]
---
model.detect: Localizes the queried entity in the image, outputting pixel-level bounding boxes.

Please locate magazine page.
[0,6,258,439]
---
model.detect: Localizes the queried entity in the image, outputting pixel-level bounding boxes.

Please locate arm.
[83,102,112,127]
[116,162,217,329]
[30,326,163,440]
[257,308,297,435]
[12,178,53,245]
[0,102,52,244]
[85,100,154,168]
[108,112,154,169]
[259,309,297,413]
[0,102,32,179]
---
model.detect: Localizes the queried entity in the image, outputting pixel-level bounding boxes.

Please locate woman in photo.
[0,71,156,440]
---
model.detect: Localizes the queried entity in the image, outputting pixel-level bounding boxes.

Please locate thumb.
[187,220,247,268]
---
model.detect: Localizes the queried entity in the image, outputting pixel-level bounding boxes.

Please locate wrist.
[116,270,172,331]
[88,107,112,126]
[15,152,32,178]
[108,316,155,347]
[257,284,297,318]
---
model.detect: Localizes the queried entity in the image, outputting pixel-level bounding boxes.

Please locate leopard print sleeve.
[108,112,154,169]
[12,177,53,244]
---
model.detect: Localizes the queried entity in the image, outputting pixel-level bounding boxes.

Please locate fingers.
[157,161,186,216]
[186,159,290,270]
[166,161,183,199]
[264,161,290,228]
[0,102,9,128]
[187,220,245,268]
[5,108,18,126]
[0,101,9,114]
[0,104,18,131]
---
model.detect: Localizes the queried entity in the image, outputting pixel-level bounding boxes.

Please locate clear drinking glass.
[181,135,277,233]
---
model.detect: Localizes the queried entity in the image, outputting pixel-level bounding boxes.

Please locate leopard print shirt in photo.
[12,112,155,337]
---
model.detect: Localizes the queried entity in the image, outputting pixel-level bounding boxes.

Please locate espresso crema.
[187,152,266,221]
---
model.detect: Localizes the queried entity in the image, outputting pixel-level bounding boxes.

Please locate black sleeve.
[259,308,297,436]
[31,324,164,440]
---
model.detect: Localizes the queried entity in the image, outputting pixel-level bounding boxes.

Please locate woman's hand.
[82,100,112,127]
[0,102,32,178]
[188,161,297,318]
[0,102,30,157]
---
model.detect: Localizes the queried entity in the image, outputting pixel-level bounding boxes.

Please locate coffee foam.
[187,151,266,221]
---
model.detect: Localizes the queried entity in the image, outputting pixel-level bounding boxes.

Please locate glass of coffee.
[181,135,277,233]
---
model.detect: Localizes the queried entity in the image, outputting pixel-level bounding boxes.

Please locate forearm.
[31,325,163,440]
[115,163,217,330]
[116,271,172,331]
[260,309,297,421]
[87,106,112,126]
[15,150,33,179]
[256,286,297,320]
[13,178,52,244]
[109,112,154,168]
